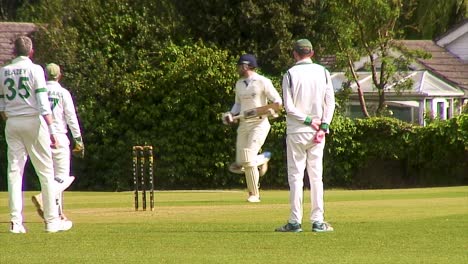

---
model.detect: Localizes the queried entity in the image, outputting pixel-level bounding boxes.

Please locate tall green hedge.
[68,42,244,191]
[324,115,468,189]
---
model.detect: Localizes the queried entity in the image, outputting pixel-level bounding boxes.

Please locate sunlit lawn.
[0,186,467,264]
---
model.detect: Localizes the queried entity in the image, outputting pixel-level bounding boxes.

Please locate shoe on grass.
[275,222,303,232]
[46,219,73,233]
[312,221,334,232]
[247,195,261,203]
[10,222,26,234]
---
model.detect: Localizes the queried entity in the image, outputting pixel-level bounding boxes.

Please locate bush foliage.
[325,115,468,189]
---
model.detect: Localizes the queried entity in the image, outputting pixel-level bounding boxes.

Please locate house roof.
[323,19,468,97]
[435,19,468,47]
[0,22,37,66]
[331,70,464,101]
[323,39,468,96]
[398,40,468,94]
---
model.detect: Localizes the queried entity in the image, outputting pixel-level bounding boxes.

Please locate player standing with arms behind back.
[222,54,282,203]
[275,39,335,232]
[0,36,72,233]
[31,63,84,221]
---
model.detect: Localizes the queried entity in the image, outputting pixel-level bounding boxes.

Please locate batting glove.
[72,136,85,158]
[222,112,234,125]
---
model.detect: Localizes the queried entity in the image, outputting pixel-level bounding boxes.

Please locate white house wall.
[332,71,463,97]
[332,70,464,125]
[421,72,465,96]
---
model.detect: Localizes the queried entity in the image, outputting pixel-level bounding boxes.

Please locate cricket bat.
[233,102,282,120]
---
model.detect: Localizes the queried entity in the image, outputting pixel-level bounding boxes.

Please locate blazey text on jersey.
[4,69,26,76]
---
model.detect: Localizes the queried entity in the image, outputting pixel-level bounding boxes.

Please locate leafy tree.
[15,0,246,190]
[172,0,323,75]
[399,0,467,39]
[321,0,420,116]
[0,0,26,20]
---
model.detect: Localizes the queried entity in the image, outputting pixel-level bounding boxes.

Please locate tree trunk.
[377,88,386,115]
[348,57,370,118]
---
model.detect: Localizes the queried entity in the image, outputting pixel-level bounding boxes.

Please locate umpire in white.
[276,39,335,232]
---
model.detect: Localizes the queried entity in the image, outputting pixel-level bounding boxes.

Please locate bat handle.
[268,108,278,118]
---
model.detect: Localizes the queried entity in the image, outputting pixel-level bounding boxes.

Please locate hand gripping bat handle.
[268,108,278,118]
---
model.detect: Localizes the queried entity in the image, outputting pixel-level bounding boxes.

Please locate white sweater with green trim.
[282,58,335,134]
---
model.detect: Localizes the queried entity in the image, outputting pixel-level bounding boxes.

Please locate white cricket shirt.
[47,81,81,138]
[232,72,282,122]
[0,56,50,117]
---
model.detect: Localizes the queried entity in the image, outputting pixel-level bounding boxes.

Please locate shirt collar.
[295,58,313,65]
[12,56,31,63]
[245,72,259,81]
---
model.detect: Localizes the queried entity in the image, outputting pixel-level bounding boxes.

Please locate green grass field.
[0,186,467,264]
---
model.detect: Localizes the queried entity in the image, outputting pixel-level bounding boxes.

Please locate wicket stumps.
[132,145,155,211]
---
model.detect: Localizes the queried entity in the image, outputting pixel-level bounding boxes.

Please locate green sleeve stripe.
[0,95,4,99]
[35,88,47,93]
[320,123,329,131]
[304,116,312,125]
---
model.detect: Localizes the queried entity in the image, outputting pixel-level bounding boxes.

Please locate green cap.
[293,39,313,54]
[46,63,61,80]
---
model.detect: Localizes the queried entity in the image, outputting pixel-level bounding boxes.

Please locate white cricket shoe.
[10,222,26,234]
[55,176,75,193]
[46,220,73,233]
[247,195,261,203]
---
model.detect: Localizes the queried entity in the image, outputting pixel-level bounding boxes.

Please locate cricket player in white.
[31,63,84,221]
[0,36,72,233]
[276,39,335,232]
[223,54,282,203]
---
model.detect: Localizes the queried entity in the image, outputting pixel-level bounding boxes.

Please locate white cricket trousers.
[286,132,325,224]
[51,133,71,214]
[6,115,60,225]
[236,119,270,196]
[52,133,71,180]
